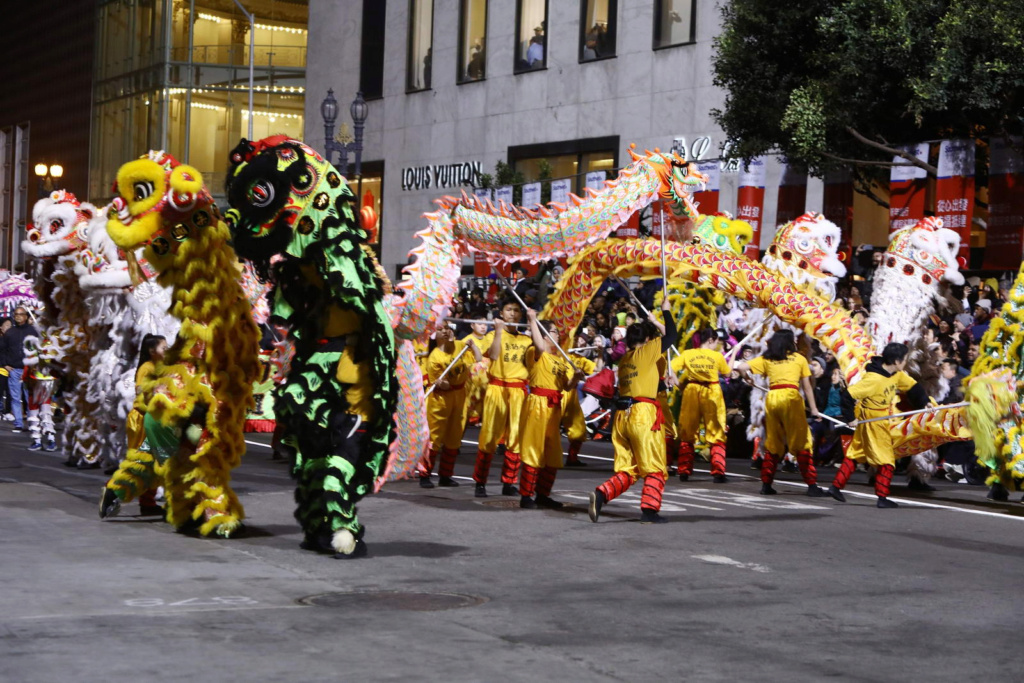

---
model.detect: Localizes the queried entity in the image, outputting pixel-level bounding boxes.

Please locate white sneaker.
[3,413,14,422]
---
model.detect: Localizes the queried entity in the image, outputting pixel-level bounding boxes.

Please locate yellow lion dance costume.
[99,151,261,538]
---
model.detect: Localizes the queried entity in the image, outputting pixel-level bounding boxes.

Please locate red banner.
[935,139,975,260]
[736,158,766,258]
[888,143,929,233]
[823,169,853,247]
[776,163,807,225]
[984,136,1024,269]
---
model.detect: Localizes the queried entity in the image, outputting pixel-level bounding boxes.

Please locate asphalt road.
[1,422,1022,682]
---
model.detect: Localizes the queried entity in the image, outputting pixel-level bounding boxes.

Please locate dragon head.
[881,216,965,287]
[691,212,753,255]
[24,190,94,258]
[107,150,215,271]
[630,146,708,222]
[224,137,371,276]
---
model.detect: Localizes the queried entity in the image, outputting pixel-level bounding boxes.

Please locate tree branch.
[822,152,919,168]
[845,126,938,175]
[851,174,890,210]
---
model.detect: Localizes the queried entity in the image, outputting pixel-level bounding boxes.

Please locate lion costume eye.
[49,218,64,235]
[133,181,155,202]
[249,181,275,208]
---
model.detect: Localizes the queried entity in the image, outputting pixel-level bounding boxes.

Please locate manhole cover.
[298,591,486,612]
[479,499,520,509]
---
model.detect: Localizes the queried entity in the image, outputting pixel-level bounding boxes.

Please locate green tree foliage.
[712,0,1024,192]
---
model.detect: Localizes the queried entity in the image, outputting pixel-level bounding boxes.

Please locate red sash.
[530,387,562,408]
[631,397,664,432]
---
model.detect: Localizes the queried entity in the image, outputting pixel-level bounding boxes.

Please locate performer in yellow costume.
[420,323,481,487]
[518,310,581,509]
[676,328,731,483]
[562,330,600,467]
[656,355,678,476]
[829,342,931,508]
[589,297,677,524]
[462,322,490,426]
[736,329,827,497]
[473,300,533,497]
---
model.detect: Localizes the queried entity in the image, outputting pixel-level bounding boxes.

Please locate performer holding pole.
[828,343,933,508]
[676,328,732,484]
[473,297,533,497]
[518,310,582,509]
[589,295,678,524]
[562,331,602,467]
[420,324,481,487]
[734,329,828,497]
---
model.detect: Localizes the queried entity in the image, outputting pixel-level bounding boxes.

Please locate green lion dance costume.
[100,151,261,538]
[224,136,397,559]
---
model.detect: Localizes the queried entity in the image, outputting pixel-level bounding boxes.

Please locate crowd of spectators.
[449,248,1013,485]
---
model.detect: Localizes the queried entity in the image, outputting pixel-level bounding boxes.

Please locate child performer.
[589,296,677,524]
[99,334,169,518]
[676,328,731,483]
[828,342,931,508]
[420,323,481,488]
[518,310,582,508]
[735,330,827,497]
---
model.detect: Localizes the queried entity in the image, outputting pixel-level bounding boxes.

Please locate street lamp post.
[34,163,63,198]
[320,89,368,179]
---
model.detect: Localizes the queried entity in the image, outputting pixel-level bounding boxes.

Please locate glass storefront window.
[580,0,616,62]
[653,0,695,49]
[406,0,434,92]
[514,0,547,73]
[514,148,617,194]
[458,0,487,83]
[356,161,384,258]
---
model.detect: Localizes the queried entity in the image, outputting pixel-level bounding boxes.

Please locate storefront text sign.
[736,158,766,258]
[550,179,570,204]
[522,182,541,208]
[401,160,483,191]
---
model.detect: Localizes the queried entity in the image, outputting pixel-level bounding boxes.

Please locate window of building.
[514,0,547,73]
[458,0,487,83]
[653,0,695,49]
[406,0,434,92]
[580,0,616,62]
[355,160,384,259]
[361,0,387,99]
[509,136,619,195]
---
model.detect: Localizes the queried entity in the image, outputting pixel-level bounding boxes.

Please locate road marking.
[245,440,272,449]
[125,596,259,608]
[692,554,771,573]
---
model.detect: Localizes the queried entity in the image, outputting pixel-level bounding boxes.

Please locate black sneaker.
[678,473,689,482]
[438,476,460,487]
[782,460,798,473]
[474,484,487,498]
[640,509,668,524]
[806,484,828,497]
[519,495,537,509]
[501,483,519,496]
[713,474,729,484]
[11,427,23,433]
[907,477,936,492]
[876,496,899,509]
[760,483,777,495]
[588,489,605,522]
[564,460,587,467]
[828,485,846,502]
[750,457,762,470]
[139,504,165,517]
[300,531,334,554]
[419,476,435,489]
[536,494,564,509]
[99,486,121,519]
[334,539,368,559]
[63,458,78,468]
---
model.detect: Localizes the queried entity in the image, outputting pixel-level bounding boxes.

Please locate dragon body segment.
[392,148,709,341]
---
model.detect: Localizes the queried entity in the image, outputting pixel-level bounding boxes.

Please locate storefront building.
[90,0,309,200]
[303,0,885,279]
